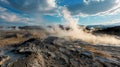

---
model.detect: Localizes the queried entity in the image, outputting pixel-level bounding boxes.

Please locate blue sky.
[0,0,120,26]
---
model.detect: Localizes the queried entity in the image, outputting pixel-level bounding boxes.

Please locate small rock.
[0,55,9,65]
[15,38,42,53]
[70,59,79,67]
[59,47,66,52]
[61,53,69,64]
[44,36,58,44]
[80,51,94,59]
[17,43,40,53]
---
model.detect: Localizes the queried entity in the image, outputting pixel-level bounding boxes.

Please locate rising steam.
[47,8,120,46]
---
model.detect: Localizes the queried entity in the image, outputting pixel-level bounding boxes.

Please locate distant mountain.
[112,22,120,26]
[86,24,120,30]
[19,26,44,30]
[93,26,120,36]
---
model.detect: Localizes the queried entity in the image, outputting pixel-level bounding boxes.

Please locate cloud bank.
[3,0,120,16]
[0,6,32,23]
[57,0,120,16]
[5,0,57,14]
[0,0,57,25]
[0,0,120,25]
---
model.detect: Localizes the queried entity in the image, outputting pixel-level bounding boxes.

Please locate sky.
[0,0,120,26]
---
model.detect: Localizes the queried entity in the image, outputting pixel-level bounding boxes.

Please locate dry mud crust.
[14,37,120,67]
[8,52,45,67]
[0,36,120,67]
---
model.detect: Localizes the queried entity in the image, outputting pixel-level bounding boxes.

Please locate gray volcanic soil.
[0,36,120,67]
[0,26,120,67]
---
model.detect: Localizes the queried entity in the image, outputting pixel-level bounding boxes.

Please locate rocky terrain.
[0,26,120,67]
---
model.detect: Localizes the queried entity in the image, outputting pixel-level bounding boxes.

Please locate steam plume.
[47,8,120,46]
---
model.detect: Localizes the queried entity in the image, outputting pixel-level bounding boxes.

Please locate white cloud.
[83,0,105,4]
[47,0,56,9]
[59,0,120,17]
[0,6,32,23]
[0,6,7,11]
[0,13,32,23]
[3,0,57,14]
[0,0,58,25]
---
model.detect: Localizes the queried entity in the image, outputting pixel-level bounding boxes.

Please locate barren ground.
[0,29,120,67]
